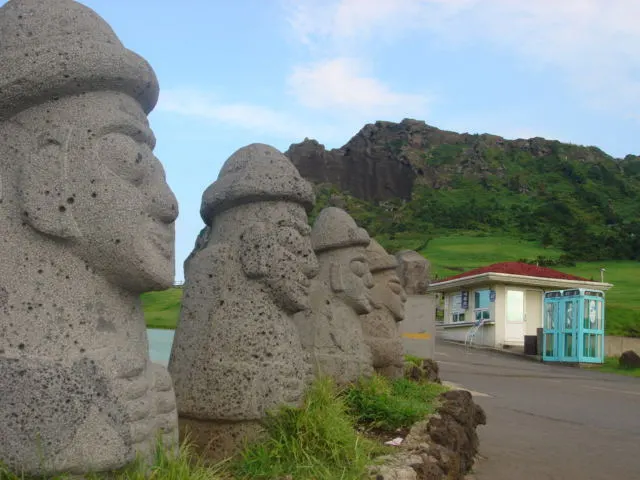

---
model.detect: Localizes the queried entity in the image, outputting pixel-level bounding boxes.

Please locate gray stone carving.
[168,144,319,460]
[0,0,178,476]
[294,207,375,385]
[361,240,407,379]
[396,250,431,294]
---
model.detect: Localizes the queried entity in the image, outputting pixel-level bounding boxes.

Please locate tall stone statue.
[294,207,375,385]
[168,144,319,460]
[0,0,179,476]
[361,240,407,378]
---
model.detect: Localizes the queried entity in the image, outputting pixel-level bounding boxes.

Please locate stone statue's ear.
[329,262,345,293]
[19,128,80,239]
[240,223,270,278]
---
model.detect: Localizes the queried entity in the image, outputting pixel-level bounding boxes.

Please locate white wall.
[525,289,543,336]
[438,323,496,347]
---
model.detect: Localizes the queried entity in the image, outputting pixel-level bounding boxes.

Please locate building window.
[450,293,467,323]
[474,289,491,323]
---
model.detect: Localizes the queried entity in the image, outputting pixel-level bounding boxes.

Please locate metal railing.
[465,318,487,351]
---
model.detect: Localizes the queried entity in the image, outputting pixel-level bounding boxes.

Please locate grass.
[377,231,565,279]
[231,377,380,480]
[141,288,182,329]
[596,356,640,378]
[343,374,449,433]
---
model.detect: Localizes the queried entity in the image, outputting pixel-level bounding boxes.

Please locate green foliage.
[141,288,183,329]
[232,376,378,480]
[343,375,448,432]
[404,354,423,367]
[311,132,640,262]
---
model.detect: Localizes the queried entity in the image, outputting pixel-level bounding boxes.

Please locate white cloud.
[287,58,429,116]
[284,0,640,115]
[157,88,336,139]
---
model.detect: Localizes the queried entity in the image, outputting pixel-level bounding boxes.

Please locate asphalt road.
[435,341,640,480]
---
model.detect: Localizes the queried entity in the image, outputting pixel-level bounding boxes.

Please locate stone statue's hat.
[311,207,370,253]
[366,239,398,272]
[0,0,159,121]
[201,143,315,224]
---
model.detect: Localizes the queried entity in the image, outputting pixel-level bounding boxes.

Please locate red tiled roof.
[432,261,590,284]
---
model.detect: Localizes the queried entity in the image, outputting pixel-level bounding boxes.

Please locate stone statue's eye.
[350,260,368,277]
[97,133,147,186]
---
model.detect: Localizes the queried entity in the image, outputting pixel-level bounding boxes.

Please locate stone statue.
[168,144,319,460]
[361,240,407,379]
[396,250,431,294]
[0,0,179,476]
[294,207,375,385]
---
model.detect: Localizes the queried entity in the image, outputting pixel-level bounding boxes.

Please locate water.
[148,328,175,366]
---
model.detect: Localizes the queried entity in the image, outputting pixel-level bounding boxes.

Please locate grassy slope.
[141,288,182,329]
[142,234,639,336]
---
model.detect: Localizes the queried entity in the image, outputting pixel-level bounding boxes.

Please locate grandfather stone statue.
[168,144,319,460]
[361,240,407,379]
[0,0,179,476]
[294,207,375,385]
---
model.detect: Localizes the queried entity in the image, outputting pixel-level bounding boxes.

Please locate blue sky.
[6,0,639,281]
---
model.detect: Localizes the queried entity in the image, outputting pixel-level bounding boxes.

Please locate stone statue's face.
[328,247,374,314]
[22,92,178,291]
[241,205,319,314]
[371,269,407,321]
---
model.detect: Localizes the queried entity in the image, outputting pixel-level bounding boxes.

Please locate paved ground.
[436,341,640,480]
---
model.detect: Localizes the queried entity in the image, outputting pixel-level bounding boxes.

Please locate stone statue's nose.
[149,183,179,224]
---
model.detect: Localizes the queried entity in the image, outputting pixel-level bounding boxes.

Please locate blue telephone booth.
[542,291,562,361]
[543,289,605,364]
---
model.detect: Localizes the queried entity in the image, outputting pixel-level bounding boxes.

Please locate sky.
[4,0,639,281]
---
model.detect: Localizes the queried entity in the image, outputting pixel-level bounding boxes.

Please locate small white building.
[429,262,612,349]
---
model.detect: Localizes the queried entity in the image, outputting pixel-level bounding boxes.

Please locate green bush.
[343,375,448,432]
[232,376,377,480]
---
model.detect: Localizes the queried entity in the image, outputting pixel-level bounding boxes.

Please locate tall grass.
[232,377,377,480]
[343,375,448,432]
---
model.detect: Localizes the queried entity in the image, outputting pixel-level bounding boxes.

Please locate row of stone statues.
[166,145,418,458]
[0,0,429,476]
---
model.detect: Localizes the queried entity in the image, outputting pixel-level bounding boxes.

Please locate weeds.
[231,376,378,480]
[344,374,448,432]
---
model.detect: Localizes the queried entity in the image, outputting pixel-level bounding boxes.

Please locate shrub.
[232,376,377,480]
[343,375,448,432]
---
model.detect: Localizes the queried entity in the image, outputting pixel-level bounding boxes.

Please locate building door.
[505,289,525,344]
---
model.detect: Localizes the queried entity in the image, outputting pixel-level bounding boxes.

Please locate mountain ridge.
[285,118,640,262]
